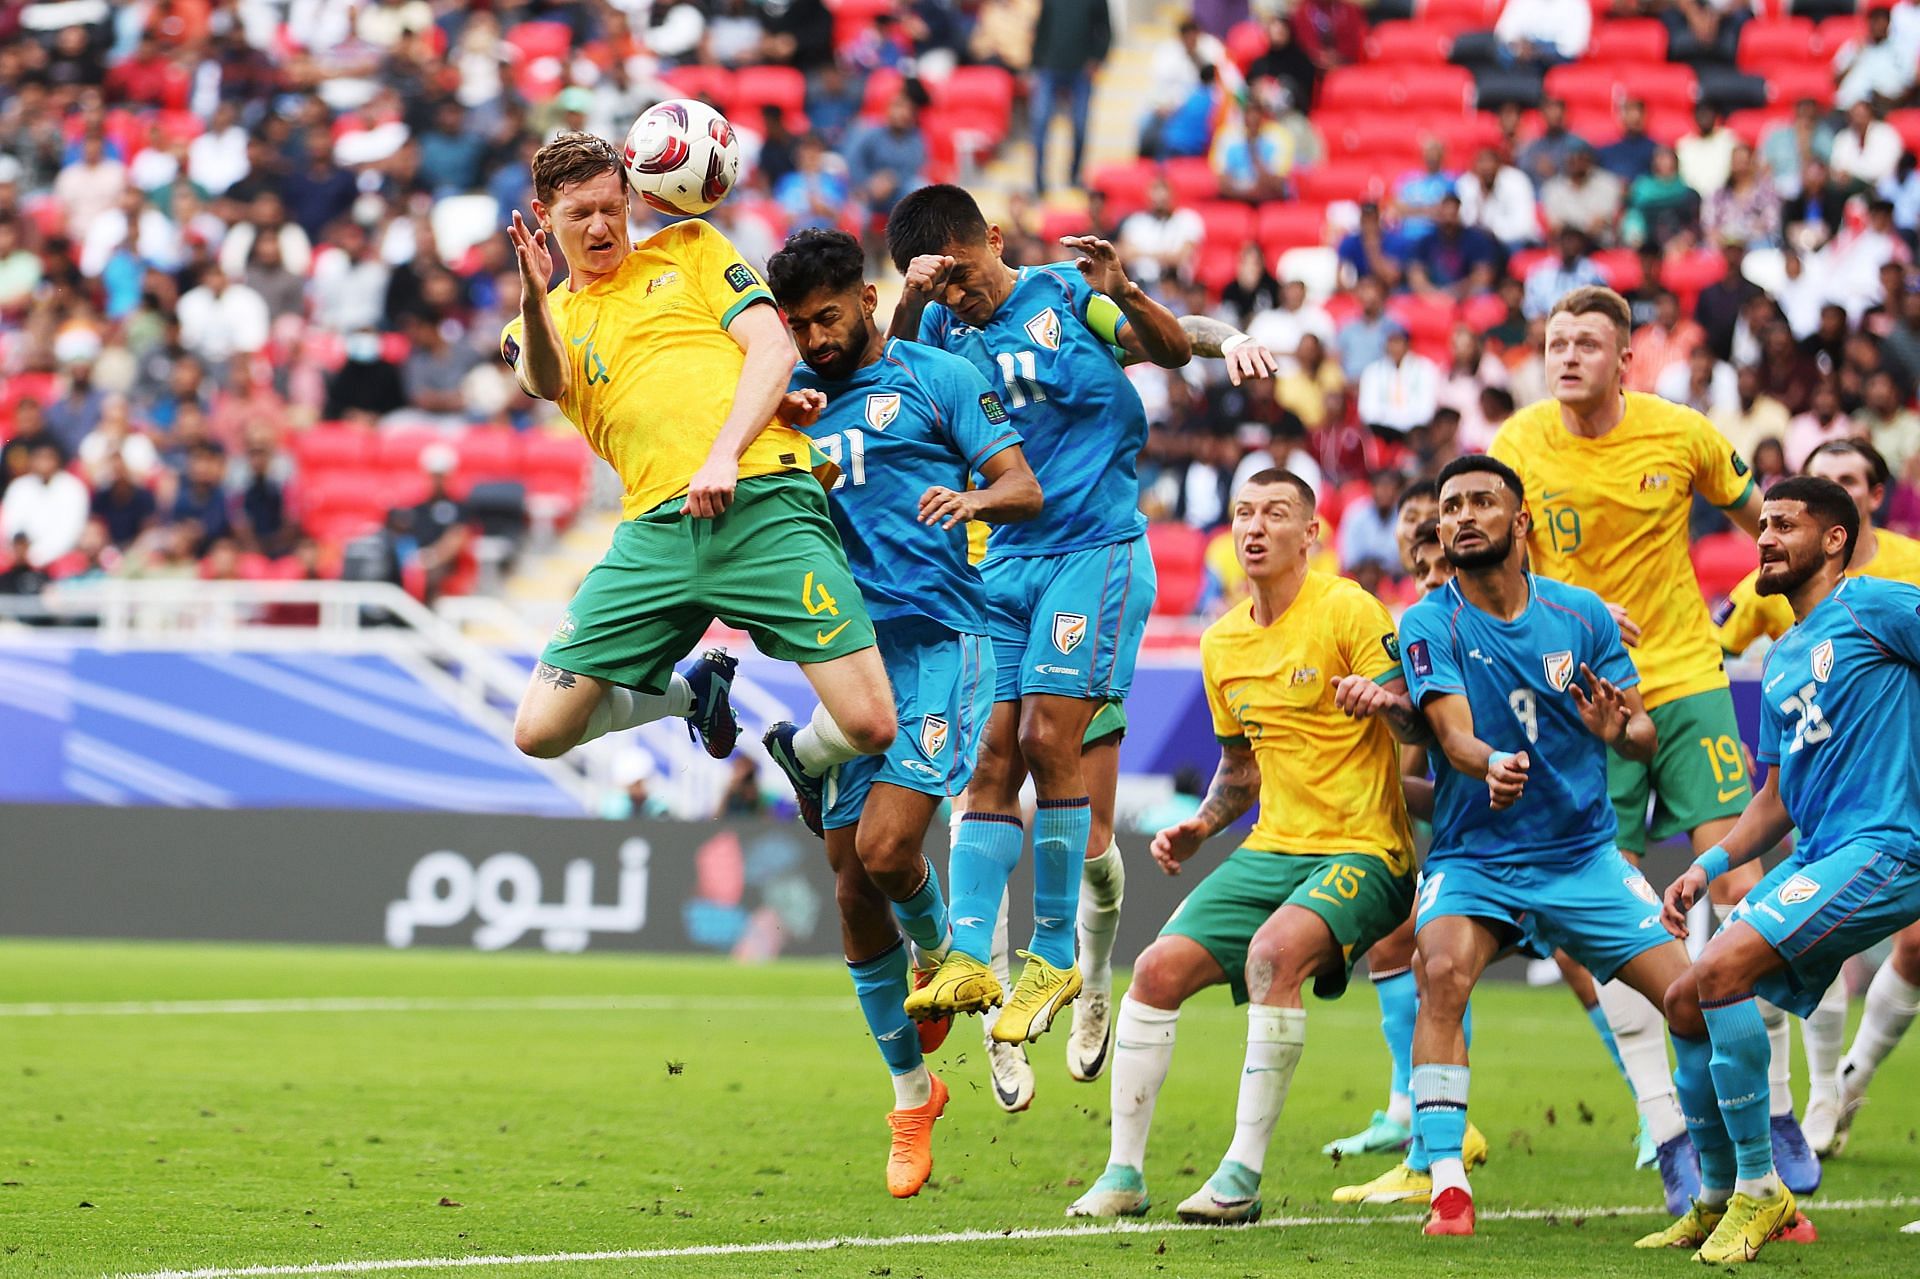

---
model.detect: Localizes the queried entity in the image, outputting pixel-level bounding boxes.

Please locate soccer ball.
[622,99,741,217]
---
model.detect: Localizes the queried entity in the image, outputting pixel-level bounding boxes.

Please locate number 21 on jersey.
[815,428,867,489]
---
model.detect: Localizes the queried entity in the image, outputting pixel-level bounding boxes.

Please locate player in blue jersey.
[761,229,1043,1199]
[1654,476,1920,1263]
[883,184,1194,1051]
[1387,455,1706,1239]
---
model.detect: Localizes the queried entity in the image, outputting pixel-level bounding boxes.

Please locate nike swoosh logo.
[568,320,598,346]
[1541,489,1570,501]
[816,620,852,645]
[1717,786,1746,802]
[1243,1066,1288,1074]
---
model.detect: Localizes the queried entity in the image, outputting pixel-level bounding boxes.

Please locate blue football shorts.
[1415,845,1671,984]
[823,620,995,831]
[1728,839,1920,1018]
[982,533,1156,703]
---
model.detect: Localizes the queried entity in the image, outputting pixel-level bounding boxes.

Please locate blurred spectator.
[231,433,295,558]
[1826,200,1912,320]
[1702,147,1780,249]
[398,315,480,427]
[1658,346,1737,416]
[1751,437,1790,491]
[846,96,927,218]
[1439,326,1508,452]
[723,756,768,816]
[1120,178,1204,288]
[1831,102,1903,192]
[1338,469,1407,577]
[1628,292,1704,394]
[0,532,50,595]
[311,221,390,336]
[1292,0,1365,76]
[79,187,178,279]
[1696,242,1765,359]
[1834,5,1914,112]
[44,363,106,457]
[1663,0,1750,63]
[1760,99,1836,202]
[1804,304,1851,374]
[1457,147,1539,248]
[391,444,472,600]
[1542,145,1624,245]
[1335,277,1395,377]
[1337,204,1410,290]
[1030,0,1111,194]
[1522,230,1606,320]
[1598,99,1657,184]
[0,218,40,315]
[1142,19,1236,157]
[419,101,488,195]
[1760,322,1822,414]
[188,102,249,198]
[775,134,851,232]
[223,193,314,283]
[1,439,89,567]
[1394,138,1457,244]
[969,0,1041,74]
[1408,195,1499,299]
[1219,244,1282,329]
[603,751,672,821]
[1884,287,1920,388]
[1857,368,1920,482]
[54,131,127,237]
[1357,328,1439,437]
[1784,161,1847,253]
[1491,0,1589,65]
[176,265,271,367]
[1880,154,1920,246]
[90,452,158,549]
[1247,15,1316,109]
[805,65,866,148]
[171,443,235,555]
[1785,382,1858,471]
[78,396,160,485]
[326,330,407,421]
[209,357,289,445]
[761,0,837,72]
[1713,364,1792,464]
[1677,106,1737,198]
[1518,100,1585,192]
[1275,332,1345,430]
[1210,95,1293,204]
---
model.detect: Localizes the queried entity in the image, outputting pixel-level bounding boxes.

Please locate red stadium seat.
[859,67,906,120]
[1320,65,1473,113]
[1225,20,1270,72]
[944,65,1016,119]
[376,427,438,472]
[1586,19,1666,63]
[1461,291,1507,335]
[1507,246,1556,282]
[1817,14,1868,55]
[1691,532,1757,600]
[1257,202,1328,255]
[733,65,807,128]
[1591,247,1645,293]
[1039,207,1093,246]
[1090,161,1156,218]
[1146,522,1208,615]
[1728,106,1793,146]
[1546,62,1696,115]
[1736,17,1817,69]
[1418,0,1499,31]
[1163,156,1221,204]
[1660,248,1728,312]
[827,0,895,51]
[663,64,736,109]
[1323,114,1426,163]
[456,428,521,485]
[1366,21,1454,63]
[1294,163,1390,205]
[1760,62,1837,109]
[1195,200,1255,246]
[1388,293,1458,344]
[506,21,572,63]
[291,427,372,475]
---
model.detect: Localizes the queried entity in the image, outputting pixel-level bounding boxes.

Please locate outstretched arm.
[1149,740,1259,875]
[918,444,1042,528]
[1062,235,1191,368]
[1423,691,1530,810]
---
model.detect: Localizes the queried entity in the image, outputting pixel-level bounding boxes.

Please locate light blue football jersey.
[789,338,1020,635]
[917,263,1146,560]
[1756,576,1920,865]
[1400,574,1642,866]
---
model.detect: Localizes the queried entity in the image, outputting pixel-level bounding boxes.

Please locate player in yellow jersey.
[1064,468,1420,1224]
[1710,438,1920,1158]
[1487,285,1825,1197]
[500,133,896,820]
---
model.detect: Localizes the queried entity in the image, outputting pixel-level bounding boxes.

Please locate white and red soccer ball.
[622,98,741,216]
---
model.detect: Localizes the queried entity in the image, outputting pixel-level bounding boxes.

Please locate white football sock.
[1760,998,1793,1116]
[1736,1171,1782,1200]
[1111,997,1180,1170]
[1840,962,1920,1090]
[1598,979,1685,1144]
[1387,1092,1413,1128]
[1223,1005,1306,1174]
[1802,979,1848,1101]
[577,675,692,745]
[981,888,1013,1043]
[1431,1157,1470,1196]
[793,701,866,775]
[1078,839,1125,988]
[892,1063,932,1110]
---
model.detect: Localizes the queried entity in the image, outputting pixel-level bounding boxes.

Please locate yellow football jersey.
[1202,571,1414,874]
[500,219,813,520]
[1488,393,1755,710]
[1713,527,1920,654]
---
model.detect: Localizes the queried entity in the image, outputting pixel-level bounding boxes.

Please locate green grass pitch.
[3,939,1916,1278]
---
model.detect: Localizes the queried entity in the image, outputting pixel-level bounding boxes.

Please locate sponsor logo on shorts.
[552,611,577,642]
[1626,874,1659,906]
[1716,785,1747,803]
[919,715,949,759]
[724,263,757,293]
[1778,873,1821,906]
[1033,663,1081,677]
[1408,638,1433,677]
[1024,308,1061,351]
[900,759,942,778]
[1759,903,1787,923]
[1543,650,1575,692]
[978,391,1010,424]
[1811,638,1834,683]
[864,393,901,431]
[1052,612,1087,655]
[816,620,853,646]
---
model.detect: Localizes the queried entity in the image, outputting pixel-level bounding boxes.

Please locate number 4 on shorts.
[802,570,840,618]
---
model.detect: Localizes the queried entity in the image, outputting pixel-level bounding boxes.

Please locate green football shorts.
[1608,686,1751,853]
[542,472,875,693]
[1160,846,1415,1004]
[1084,699,1127,745]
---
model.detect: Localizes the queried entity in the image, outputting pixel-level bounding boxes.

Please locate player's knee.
[1127,943,1192,1010]
[1014,718,1077,785]
[1690,951,1745,1006]
[1663,976,1707,1039]
[854,828,920,881]
[1416,949,1474,1014]
[1244,932,1312,999]
[834,863,887,925]
[512,713,574,759]
[837,706,895,756]
[1892,932,1920,985]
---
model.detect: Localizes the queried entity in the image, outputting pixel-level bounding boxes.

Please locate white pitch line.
[0,995,856,1019]
[106,1196,1920,1279]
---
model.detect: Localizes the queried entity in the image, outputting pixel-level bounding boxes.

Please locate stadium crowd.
[1,0,1918,617]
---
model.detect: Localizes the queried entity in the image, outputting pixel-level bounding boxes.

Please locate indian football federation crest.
[919,715,949,759]
[1052,611,1087,655]
[1024,308,1062,351]
[1811,638,1835,682]
[1778,874,1821,906]
[1626,874,1659,906]
[864,392,901,432]
[1543,650,1575,692]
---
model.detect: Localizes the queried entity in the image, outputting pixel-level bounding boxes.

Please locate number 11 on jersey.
[996,350,1045,408]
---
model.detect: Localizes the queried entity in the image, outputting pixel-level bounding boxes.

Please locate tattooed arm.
[1149,739,1260,876]
[1120,315,1280,385]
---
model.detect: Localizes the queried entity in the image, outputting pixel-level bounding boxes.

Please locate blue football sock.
[1029,796,1090,968]
[1463,998,1474,1049]
[1673,1031,1735,1196]
[1412,1063,1470,1168]
[947,811,1024,962]
[889,855,948,956]
[849,939,921,1077]
[1702,995,1775,1182]
[1374,969,1417,1102]
[1587,1002,1630,1086]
